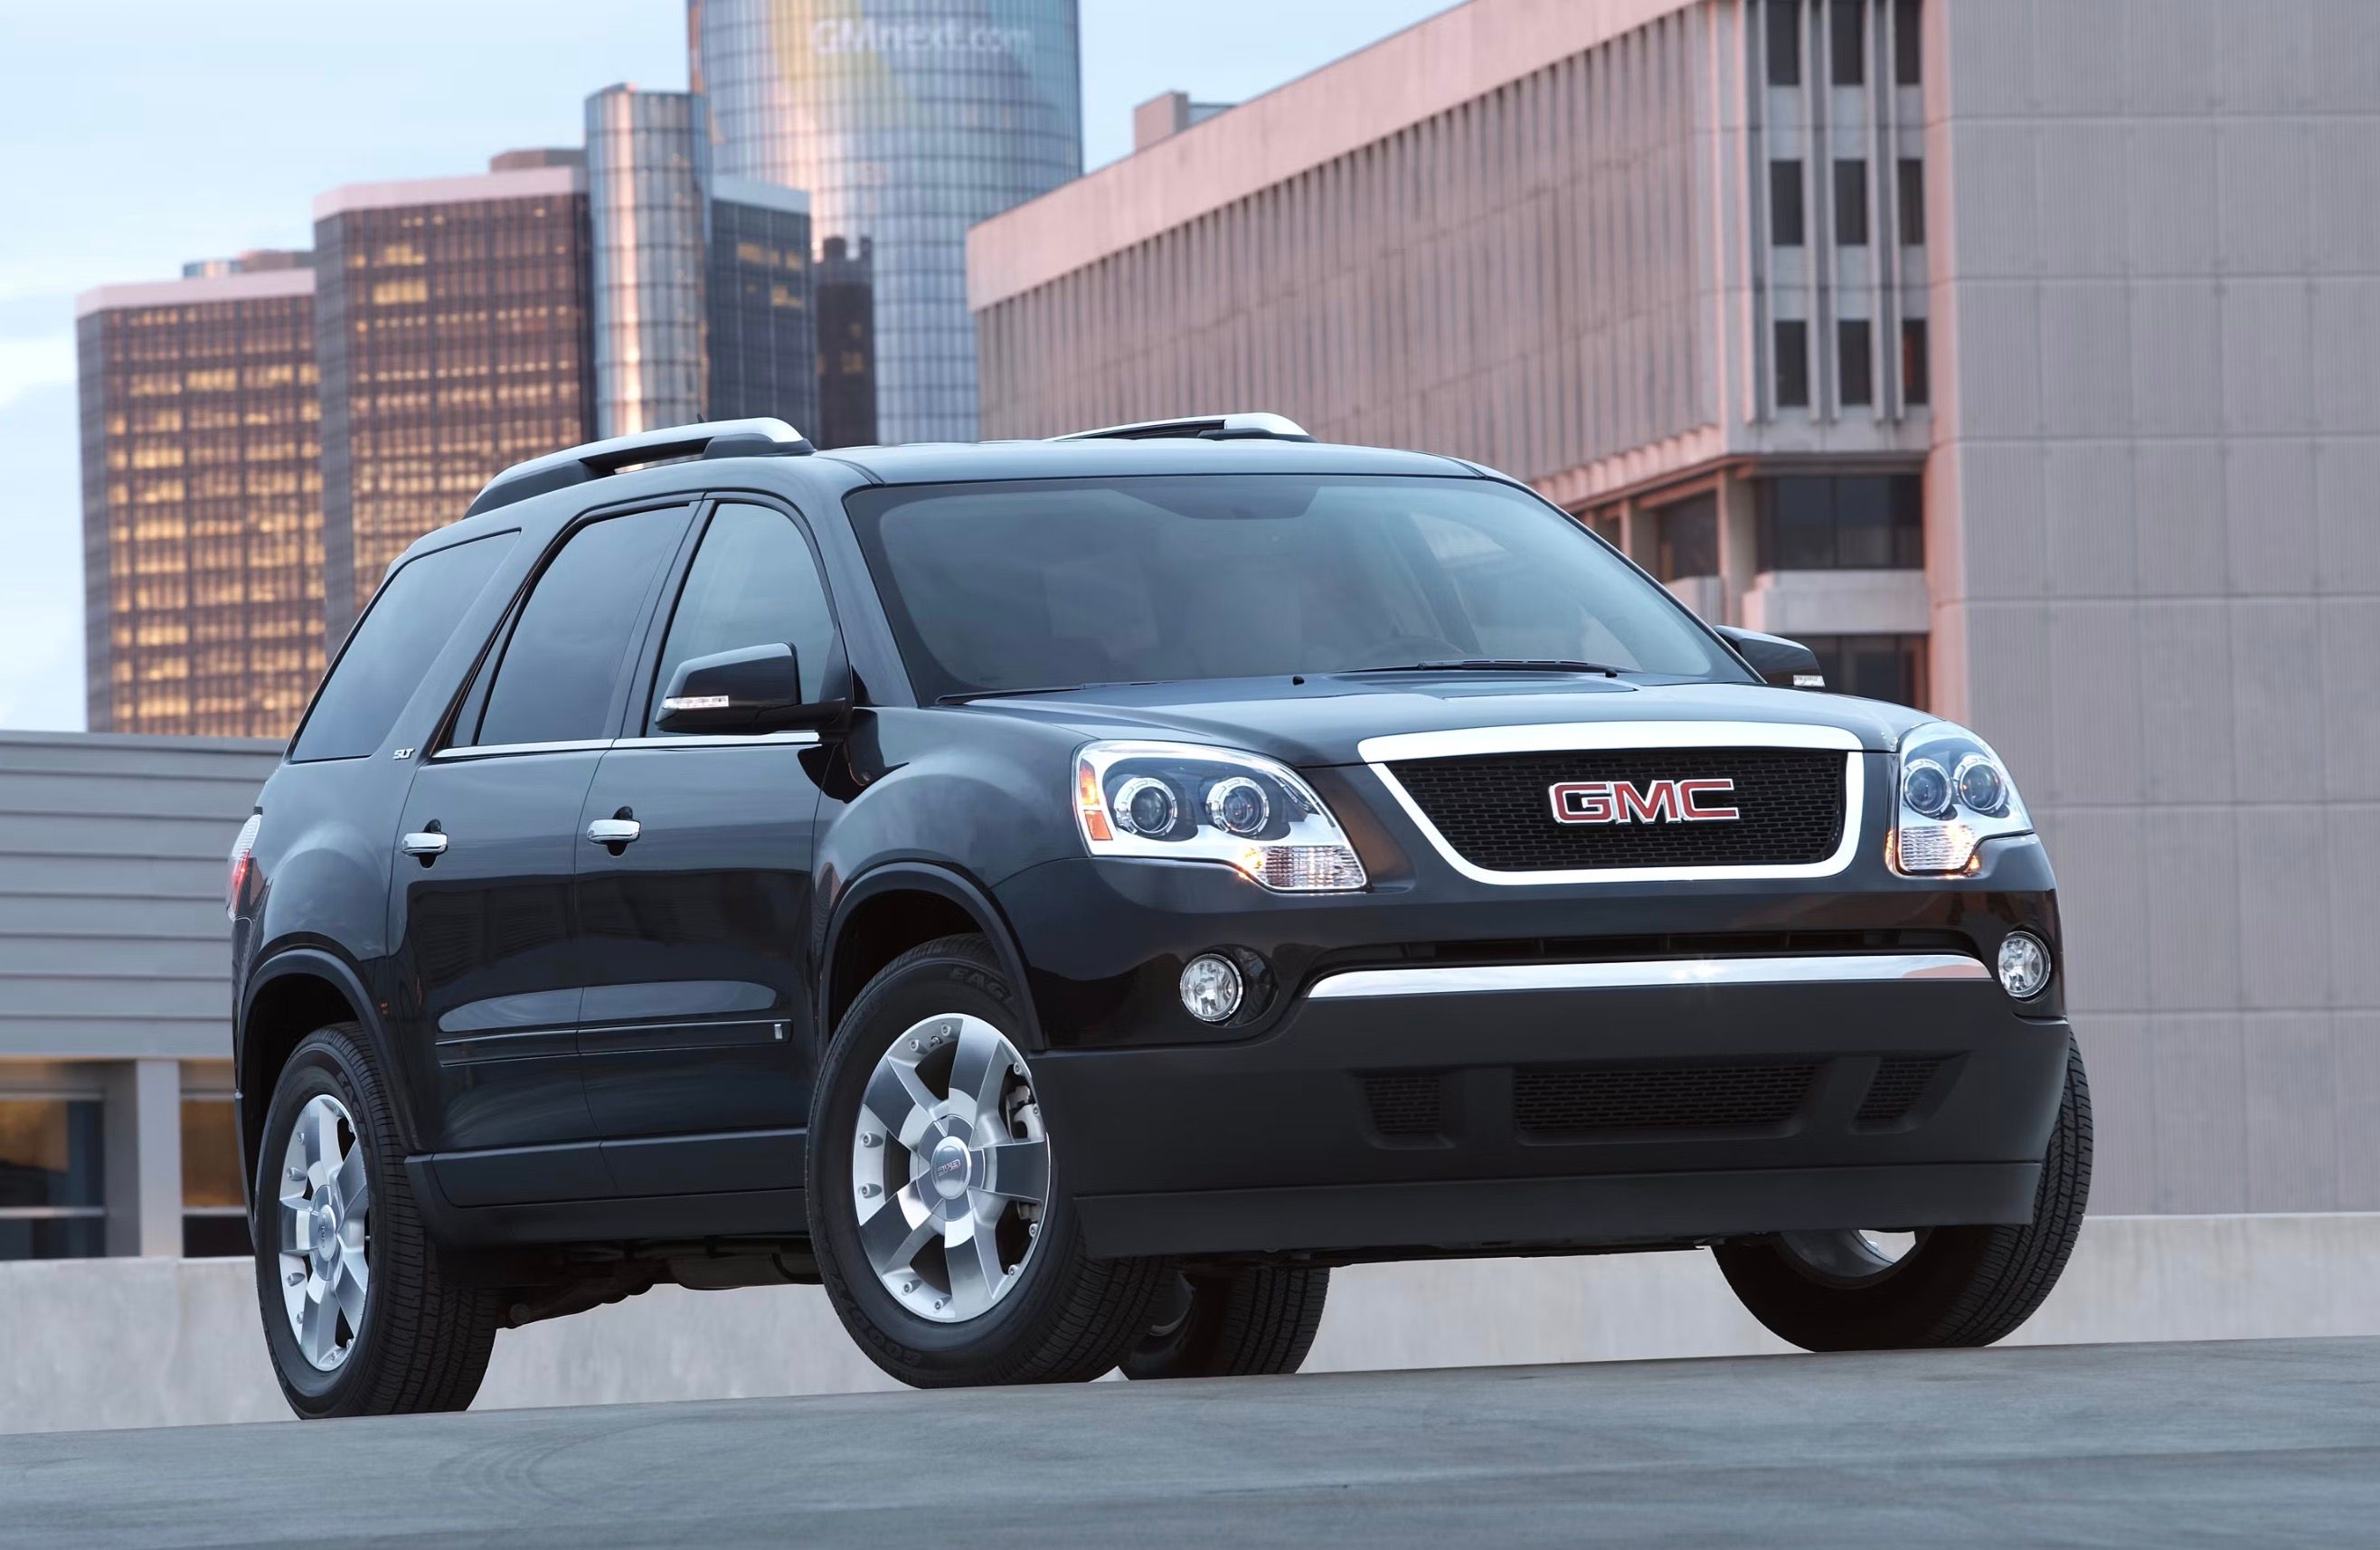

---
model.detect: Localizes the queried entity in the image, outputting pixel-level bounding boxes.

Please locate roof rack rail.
[1051,412,1313,444]
[465,418,813,516]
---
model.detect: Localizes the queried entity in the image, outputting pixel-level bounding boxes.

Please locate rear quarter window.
[289,533,516,762]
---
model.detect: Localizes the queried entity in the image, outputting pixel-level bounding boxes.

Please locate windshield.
[845,474,1747,701]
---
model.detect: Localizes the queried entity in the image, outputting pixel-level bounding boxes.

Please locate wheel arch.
[239,949,415,1178]
[819,863,1045,1050]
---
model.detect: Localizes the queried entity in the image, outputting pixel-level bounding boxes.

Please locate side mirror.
[655,643,844,733]
[1714,625,1826,690]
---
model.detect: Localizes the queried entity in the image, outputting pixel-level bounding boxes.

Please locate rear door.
[573,498,840,1196]
[386,503,693,1195]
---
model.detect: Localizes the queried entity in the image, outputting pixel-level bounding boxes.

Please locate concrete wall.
[1923,0,2380,1215]
[6,1213,2377,1434]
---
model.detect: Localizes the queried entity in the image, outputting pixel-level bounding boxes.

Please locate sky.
[0,0,1456,732]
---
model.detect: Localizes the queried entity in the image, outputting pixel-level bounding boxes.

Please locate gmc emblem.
[1550,778,1740,825]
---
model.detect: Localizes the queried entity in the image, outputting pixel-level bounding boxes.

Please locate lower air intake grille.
[1514,1062,1816,1138]
[1363,1073,1449,1139]
[1856,1056,1949,1125]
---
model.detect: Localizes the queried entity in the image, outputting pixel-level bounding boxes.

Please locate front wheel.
[252,1024,500,1417]
[808,934,1172,1387]
[1714,1040,2092,1351]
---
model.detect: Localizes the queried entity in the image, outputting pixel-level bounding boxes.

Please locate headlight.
[1891,721,2031,875]
[1075,741,1367,893]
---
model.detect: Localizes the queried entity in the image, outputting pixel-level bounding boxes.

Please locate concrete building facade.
[74,265,326,740]
[970,0,2380,1215]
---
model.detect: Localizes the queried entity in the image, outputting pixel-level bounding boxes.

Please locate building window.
[182,1097,250,1259]
[1903,319,1931,406]
[1771,161,1806,246]
[0,1099,106,1261]
[1767,0,1801,86]
[1830,0,1865,85]
[1775,321,1811,408]
[1898,158,1926,244]
[1835,160,1870,245]
[1756,473,1924,569]
[1839,319,1875,405]
[1653,493,1721,581]
[1894,0,1922,84]
[1802,633,1929,710]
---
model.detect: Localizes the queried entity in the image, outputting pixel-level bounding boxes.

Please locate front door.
[573,499,842,1196]
[386,501,693,1197]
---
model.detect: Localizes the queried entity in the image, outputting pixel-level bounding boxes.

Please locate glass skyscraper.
[311,160,597,636]
[814,235,877,449]
[75,260,326,737]
[707,176,818,431]
[589,86,819,439]
[690,0,1081,444]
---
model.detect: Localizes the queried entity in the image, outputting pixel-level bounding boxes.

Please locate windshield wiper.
[938,680,1164,704]
[1342,658,1626,677]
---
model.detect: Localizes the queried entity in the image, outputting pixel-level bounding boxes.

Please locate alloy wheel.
[276,1092,370,1370]
[850,1013,1051,1323]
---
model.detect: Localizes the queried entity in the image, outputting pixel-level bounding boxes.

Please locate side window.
[470,508,688,749]
[290,533,516,762]
[647,503,838,732]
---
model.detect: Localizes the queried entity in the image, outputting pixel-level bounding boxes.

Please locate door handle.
[400,830,449,859]
[585,818,642,847]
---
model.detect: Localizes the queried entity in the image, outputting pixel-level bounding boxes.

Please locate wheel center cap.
[310,1202,338,1263]
[928,1135,972,1201]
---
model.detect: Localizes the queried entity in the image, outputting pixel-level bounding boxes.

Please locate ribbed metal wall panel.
[0,733,280,1062]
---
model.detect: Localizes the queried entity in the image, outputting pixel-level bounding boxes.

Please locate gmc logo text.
[1549,778,1740,825]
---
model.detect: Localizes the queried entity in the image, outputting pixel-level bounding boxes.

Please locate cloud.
[0,330,76,411]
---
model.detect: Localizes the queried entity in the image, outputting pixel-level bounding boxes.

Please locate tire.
[1122,1266,1331,1380]
[251,1023,500,1418]
[808,933,1173,1387]
[1714,1039,2093,1352]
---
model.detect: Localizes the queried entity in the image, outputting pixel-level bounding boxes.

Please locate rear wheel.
[252,1024,500,1417]
[1123,1265,1331,1380]
[1714,1040,2092,1351]
[808,934,1172,1387]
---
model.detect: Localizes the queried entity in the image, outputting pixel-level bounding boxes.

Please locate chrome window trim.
[1361,721,1867,885]
[430,738,615,763]
[1308,953,1990,1000]
[430,730,820,762]
[610,731,823,752]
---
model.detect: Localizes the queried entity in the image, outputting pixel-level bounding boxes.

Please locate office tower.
[690,0,1081,443]
[311,156,596,635]
[74,261,325,736]
[813,235,875,449]
[587,83,820,439]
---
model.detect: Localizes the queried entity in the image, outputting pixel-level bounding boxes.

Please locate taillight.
[228,813,262,920]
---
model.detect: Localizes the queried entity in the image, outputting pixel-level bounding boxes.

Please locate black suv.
[230,414,2088,1416]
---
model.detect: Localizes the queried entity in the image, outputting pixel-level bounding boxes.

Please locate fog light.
[1997,931,2052,999]
[1179,953,1244,1023]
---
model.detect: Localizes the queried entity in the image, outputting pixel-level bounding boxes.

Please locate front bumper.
[1031,963,2070,1261]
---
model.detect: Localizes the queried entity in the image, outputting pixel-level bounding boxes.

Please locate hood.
[947,673,1932,767]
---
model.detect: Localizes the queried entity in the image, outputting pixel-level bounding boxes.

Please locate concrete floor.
[1,1337,2374,1547]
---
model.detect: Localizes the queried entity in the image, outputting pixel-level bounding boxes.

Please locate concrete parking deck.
[2,1337,2374,1547]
